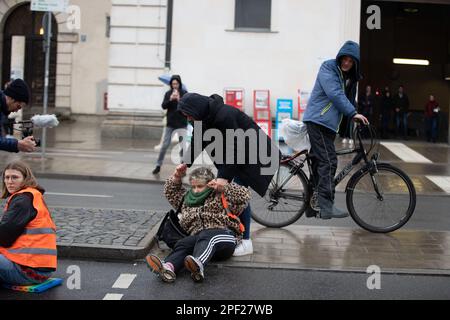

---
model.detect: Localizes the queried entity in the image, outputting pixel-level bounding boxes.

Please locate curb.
[217,261,450,277]
[57,219,162,261]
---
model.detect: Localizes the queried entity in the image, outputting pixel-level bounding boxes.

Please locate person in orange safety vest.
[0,161,57,285]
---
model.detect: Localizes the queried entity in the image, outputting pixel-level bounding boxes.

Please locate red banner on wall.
[253,90,271,137]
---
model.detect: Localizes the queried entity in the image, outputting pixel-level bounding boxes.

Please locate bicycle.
[251,124,416,233]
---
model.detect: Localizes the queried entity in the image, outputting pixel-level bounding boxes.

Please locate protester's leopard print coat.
[164,177,250,237]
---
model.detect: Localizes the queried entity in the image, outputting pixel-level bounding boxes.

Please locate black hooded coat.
[178,93,280,197]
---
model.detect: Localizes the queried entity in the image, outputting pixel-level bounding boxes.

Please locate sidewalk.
[1,116,450,275]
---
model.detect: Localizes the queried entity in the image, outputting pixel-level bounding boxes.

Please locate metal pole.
[42,11,52,158]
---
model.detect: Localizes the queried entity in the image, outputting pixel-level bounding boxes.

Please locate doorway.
[360,0,450,141]
[2,3,57,113]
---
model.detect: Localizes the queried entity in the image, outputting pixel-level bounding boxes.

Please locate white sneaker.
[342,138,348,144]
[233,239,253,257]
[349,139,354,146]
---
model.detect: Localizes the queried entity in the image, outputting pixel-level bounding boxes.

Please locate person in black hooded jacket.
[177,93,281,256]
[152,75,188,175]
[0,79,36,153]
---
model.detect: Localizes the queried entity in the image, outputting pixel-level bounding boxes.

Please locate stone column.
[54,33,77,117]
[9,35,25,122]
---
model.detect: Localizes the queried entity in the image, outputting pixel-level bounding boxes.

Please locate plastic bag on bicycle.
[281,119,311,152]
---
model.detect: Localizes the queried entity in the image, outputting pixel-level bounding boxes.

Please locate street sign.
[31,0,68,12]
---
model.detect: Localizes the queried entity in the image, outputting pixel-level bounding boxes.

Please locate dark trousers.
[165,229,236,273]
[305,122,337,211]
[425,117,438,142]
[394,113,408,138]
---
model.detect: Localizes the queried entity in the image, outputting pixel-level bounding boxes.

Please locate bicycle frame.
[282,124,378,190]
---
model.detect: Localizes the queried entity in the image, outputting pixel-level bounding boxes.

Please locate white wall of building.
[171,0,361,118]
[107,0,168,114]
[69,0,111,114]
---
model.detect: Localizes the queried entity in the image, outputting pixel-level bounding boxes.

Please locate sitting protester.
[146,164,250,283]
[0,161,57,285]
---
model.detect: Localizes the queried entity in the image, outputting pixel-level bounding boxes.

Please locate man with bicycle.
[303,40,369,219]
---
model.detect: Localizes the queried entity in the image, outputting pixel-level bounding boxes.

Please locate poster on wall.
[298,90,311,120]
[224,88,244,111]
[254,90,270,109]
[276,99,293,141]
[298,90,310,111]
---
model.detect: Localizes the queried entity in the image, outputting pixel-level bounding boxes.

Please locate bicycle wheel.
[346,163,416,233]
[251,161,309,228]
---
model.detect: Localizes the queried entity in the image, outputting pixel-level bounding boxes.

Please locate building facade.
[1,0,448,141]
[103,0,361,138]
[0,0,110,116]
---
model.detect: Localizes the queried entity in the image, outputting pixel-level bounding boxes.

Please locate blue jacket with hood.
[303,41,361,133]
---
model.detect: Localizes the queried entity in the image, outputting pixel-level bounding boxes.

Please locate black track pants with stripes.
[164,229,237,273]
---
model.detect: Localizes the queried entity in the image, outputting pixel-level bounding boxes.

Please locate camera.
[17,120,41,147]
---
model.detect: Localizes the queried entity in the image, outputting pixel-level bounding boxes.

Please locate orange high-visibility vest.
[221,193,245,234]
[0,187,57,269]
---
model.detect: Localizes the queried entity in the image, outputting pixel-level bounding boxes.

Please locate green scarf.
[184,187,214,207]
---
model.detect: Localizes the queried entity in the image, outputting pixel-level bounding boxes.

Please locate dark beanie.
[4,79,30,103]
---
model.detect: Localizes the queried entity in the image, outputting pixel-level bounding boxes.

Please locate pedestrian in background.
[338,115,354,146]
[152,75,188,175]
[393,85,410,140]
[358,85,374,124]
[424,95,440,143]
[0,161,57,285]
[146,164,249,282]
[380,88,394,139]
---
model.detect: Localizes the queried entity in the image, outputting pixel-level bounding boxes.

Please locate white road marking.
[103,293,123,300]
[112,274,137,289]
[48,149,124,155]
[426,176,450,194]
[46,152,112,159]
[46,192,113,198]
[381,142,432,163]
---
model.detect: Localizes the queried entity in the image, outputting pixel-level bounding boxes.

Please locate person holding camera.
[152,75,188,175]
[0,79,37,153]
[146,164,250,283]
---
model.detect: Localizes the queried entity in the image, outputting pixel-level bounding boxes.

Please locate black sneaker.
[152,166,161,175]
[320,206,349,219]
[184,255,204,282]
